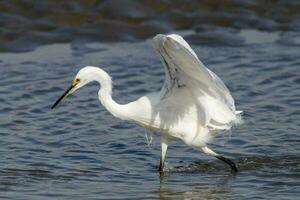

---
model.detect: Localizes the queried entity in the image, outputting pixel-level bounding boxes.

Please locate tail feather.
[233,110,243,125]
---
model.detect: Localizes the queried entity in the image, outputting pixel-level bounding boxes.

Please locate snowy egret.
[52,34,242,172]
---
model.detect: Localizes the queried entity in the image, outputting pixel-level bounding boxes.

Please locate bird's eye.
[73,78,80,86]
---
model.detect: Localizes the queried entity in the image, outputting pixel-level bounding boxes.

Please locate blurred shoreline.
[1,0,300,52]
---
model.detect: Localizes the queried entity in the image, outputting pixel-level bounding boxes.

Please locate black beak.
[51,84,75,109]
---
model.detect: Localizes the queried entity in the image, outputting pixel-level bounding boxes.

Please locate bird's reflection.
[158,168,236,200]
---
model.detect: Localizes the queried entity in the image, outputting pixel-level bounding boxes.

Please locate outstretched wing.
[153,34,241,130]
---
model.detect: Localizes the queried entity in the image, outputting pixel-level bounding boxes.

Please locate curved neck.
[90,67,130,120]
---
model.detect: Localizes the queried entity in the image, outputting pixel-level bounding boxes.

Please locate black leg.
[158,157,164,172]
[215,155,238,172]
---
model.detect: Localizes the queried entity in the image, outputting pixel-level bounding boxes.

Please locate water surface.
[0,31,300,199]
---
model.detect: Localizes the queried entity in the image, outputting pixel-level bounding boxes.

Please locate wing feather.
[153,34,241,130]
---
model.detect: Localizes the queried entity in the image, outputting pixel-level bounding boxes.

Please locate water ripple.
[0,36,300,199]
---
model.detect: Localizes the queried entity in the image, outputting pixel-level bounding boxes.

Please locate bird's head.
[51,67,98,109]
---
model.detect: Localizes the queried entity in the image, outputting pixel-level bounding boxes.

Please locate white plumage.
[52,34,242,172]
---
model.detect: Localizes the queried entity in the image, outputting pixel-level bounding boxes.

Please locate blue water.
[0,31,300,199]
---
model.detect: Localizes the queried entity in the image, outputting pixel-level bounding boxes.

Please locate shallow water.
[0,31,300,199]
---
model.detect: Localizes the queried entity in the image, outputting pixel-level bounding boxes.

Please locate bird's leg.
[201,146,238,173]
[159,140,168,172]
[215,155,238,172]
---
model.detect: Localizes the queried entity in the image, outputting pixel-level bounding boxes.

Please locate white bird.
[52,34,242,172]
